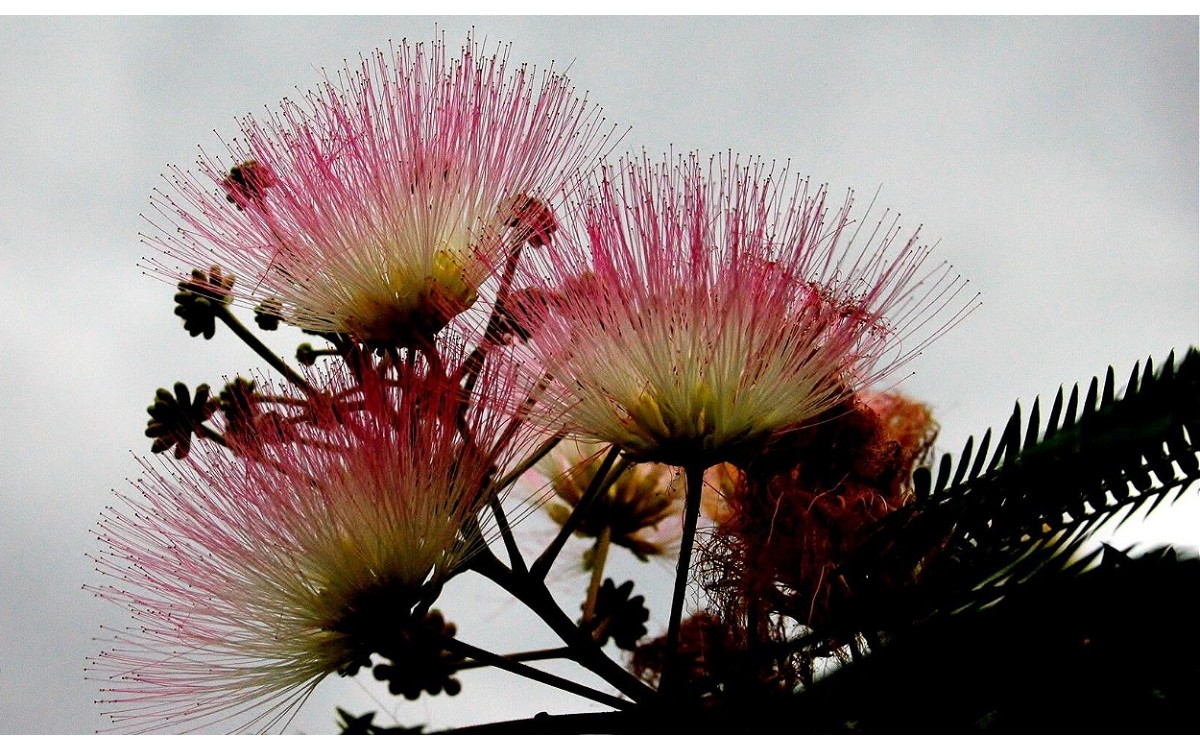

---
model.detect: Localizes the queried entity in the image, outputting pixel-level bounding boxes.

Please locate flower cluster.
[95,32,974,734]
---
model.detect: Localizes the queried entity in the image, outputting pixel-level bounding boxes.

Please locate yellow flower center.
[340,243,480,346]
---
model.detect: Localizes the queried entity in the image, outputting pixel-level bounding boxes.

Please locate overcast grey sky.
[0,16,1195,733]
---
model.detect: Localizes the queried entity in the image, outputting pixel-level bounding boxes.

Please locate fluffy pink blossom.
[88,358,535,732]
[537,437,688,560]
[513,153,974,467]
[533,439,742,562]
[146,34,613,346]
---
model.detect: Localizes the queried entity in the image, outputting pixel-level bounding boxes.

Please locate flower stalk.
[468,547,658,704]
[582,525,614,623]
[440,634,634,710]
[531,444,624,581]
[658,463,706,698]
[213,305,315,396]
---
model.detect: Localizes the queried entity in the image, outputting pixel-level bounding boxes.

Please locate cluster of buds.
[93,32,972,733]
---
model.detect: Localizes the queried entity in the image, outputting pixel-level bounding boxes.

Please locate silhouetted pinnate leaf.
[842,348,1200,636]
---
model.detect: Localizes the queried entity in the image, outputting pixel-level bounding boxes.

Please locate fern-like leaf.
[886,348,1194,560]
[832,348,1199,636]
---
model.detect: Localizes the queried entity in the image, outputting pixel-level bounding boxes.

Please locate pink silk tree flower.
[512,153,975,469]
[88,358,536,733]
[531,439,740,562]
[537,437,689,561]
[145,34,613,347]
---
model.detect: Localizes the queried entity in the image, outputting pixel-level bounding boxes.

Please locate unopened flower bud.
[173,266,234,339]
[502,193,557,247]
[296,342,319,366]
[254,297,284,331]
[222,160,276,211]
[144,382,217,459]
[586,578,649,650]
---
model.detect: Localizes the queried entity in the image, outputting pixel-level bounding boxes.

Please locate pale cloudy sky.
[0,16,1195,733]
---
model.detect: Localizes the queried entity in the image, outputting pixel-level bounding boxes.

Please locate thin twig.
[441,622,634,711]
[488,490,527,575]
[531,445,623,581]
[582,526,613,623]
[469,548,657,704]
[458,240,524,394]
[495,431,565,491]
[456,646,572,671]
[215,307,314,396]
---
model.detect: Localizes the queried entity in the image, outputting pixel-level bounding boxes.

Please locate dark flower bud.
[174,266,234,340]
[254,297,284,331]
[222,159,276,211]
[217,378,258,440]
[369,609,463,701]
[219,378,296,449]
[296,343,319,366]
[502,193,557,247]
[144,382,218,459]
[586,578,649,650]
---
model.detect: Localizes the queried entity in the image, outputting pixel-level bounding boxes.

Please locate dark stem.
[215,307,314,396]
[487,374,552,467]
[469,548,657,704]
[442,635,633,710]
[438,710,642,734]
[441,340,527,573]
[582,526,613,623]
[413,336,445,380]
[495,431,564,491]
[531,444,623,581]
[450,403,525,574]
[456,646,573,671]
[488,491,527,575]
[458,240,524,395]
[658,462,706,698]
